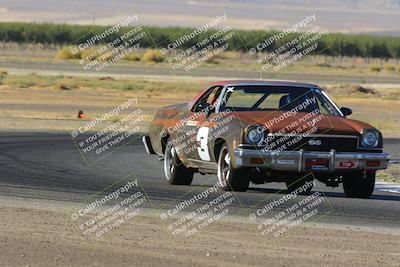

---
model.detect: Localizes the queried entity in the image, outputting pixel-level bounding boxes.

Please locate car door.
[177,86,223,167]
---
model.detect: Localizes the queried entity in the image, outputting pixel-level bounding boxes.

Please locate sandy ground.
[0,196,399,267]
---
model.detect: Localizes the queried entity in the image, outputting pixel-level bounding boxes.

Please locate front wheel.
[164,140,194,185]
[343,171,375,198]
[217,144,250,192]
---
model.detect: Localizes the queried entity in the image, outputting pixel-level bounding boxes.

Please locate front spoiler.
[234,148,390,172]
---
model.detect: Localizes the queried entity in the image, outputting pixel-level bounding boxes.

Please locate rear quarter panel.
[149,103,188,155]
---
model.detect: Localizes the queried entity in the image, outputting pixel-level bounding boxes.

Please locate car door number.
[197,127,210,161]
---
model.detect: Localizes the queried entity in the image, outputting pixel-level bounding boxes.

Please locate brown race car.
[143,80,390,198]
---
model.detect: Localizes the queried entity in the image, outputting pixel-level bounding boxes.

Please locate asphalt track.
[0,132,399,229]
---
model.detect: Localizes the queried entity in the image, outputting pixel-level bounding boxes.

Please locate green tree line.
[0,22,399,59]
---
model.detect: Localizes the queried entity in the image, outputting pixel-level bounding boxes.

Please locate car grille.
[266,135,358,152]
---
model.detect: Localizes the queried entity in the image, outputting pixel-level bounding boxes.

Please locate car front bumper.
[234,148,390,172]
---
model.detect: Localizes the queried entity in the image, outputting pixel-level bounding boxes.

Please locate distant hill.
[0,0,399,36]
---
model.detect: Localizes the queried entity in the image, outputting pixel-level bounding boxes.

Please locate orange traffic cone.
[77,110,88,119]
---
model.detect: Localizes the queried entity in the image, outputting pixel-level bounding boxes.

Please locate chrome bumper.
[234,149,390,172]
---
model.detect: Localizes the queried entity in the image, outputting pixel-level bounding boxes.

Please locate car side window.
[192,86,222,112]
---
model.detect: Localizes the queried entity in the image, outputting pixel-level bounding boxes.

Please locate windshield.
[220,85,341,116]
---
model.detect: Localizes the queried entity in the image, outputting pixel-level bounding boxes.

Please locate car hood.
[232,111,375,135]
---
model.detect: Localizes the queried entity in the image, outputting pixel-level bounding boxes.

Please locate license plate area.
[305,158,329,171]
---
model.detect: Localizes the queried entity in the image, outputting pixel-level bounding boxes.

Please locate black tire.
[286,177,314,194]
[343,171,375,198]
[164,140,194,185]
[217,144,250,192]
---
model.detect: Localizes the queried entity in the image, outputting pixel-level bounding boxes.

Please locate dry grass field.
[1,43,400,78]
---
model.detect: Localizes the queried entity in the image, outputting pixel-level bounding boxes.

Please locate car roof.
[209,80,320,89]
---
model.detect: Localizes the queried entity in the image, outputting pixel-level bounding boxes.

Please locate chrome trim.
[298,149,304,172]
[330,149,335,171]
[142,135,155,155]
[321,90,343,116]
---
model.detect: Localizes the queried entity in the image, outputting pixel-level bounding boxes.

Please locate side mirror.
[340,107,352,116]
[196,102,211,112]
[195,102,215,117]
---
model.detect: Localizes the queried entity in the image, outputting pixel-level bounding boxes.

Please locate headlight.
[361,130,379,147]
[247,127,263,144]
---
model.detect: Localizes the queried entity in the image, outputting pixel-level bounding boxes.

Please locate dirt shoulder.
[0,197,399,267]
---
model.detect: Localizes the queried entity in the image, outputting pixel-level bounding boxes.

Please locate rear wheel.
[343,171,375,198]
[217,144,250,192]
[164,140,194,185]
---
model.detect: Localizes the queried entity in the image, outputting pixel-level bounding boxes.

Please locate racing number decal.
[197,127,210,161]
